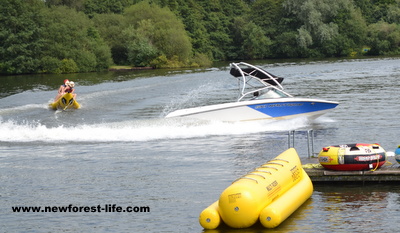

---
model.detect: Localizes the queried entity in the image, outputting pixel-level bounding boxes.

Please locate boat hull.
[49,93,80,110]
[318,143,386,171]
[166,98,338,122]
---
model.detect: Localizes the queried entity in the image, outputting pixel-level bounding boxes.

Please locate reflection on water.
[313,184,400,232]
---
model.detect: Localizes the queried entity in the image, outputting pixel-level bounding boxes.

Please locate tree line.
[1,0,400,75]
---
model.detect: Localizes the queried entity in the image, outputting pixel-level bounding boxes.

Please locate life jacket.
[65,87,73,93]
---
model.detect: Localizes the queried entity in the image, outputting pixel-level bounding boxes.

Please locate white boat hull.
[166,98,338,122]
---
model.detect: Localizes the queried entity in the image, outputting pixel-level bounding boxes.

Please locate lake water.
[1,57,400,232]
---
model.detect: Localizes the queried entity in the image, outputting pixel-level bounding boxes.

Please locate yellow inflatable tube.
[199,148,313,229]
[259,169,313,228]
[221,148,305,228]
[199,201,221,229]
[49,93,80,110]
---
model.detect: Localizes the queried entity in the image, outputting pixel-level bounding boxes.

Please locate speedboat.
[165,62,338,122]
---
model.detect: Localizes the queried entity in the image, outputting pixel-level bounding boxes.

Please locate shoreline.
[108,66,154,71]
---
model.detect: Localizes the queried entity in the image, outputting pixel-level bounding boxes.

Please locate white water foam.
[0,103,49,115]
[0,116,318,143]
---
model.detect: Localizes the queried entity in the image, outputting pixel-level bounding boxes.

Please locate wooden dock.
[302,157,400,183]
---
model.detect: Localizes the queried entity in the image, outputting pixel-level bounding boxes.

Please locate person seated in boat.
[65,81,77,99]
[54,79,70,101]
[252,91,260,100]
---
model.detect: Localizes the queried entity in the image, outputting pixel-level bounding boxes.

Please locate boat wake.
[0,103,48,114]
[0,116,327,143]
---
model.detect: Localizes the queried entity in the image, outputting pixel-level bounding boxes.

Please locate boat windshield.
[257,89,290,99]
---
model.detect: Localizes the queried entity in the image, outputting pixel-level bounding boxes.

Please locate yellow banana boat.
[199,148,313,229]
[49,93,80,110]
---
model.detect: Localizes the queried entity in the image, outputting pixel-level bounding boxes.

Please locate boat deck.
[302,156,400,183]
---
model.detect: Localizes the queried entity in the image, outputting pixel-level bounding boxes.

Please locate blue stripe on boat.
[248,102,337,117]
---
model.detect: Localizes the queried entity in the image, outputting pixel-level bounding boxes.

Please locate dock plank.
[302,157,400,183]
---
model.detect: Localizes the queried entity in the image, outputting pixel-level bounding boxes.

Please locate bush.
[39,56,62,74]
[58,59,79,73]
[191,53,213,67]
[367,21,400,55]
[124,2,193,64]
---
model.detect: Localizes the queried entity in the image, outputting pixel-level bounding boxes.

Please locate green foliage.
[249,0,284,35]
[91,13,128,64]
[0,0,113,74]
[191,53,213,67]
[122,25,159,67]
[0,0,46,74]
[58,59,79,73]
[91,42,114,70]
[387,0,400,24]
[124,1,193,66]
[150,55,169,68]
[284,0,345,44]
[283,0,369,57]
[2,0,400,74]
[366,21,400,55]
[40,6,113,72]
[83,0,135,18]
[231,17,273,59]
[45,0,85,11]
[152,55,185,68]
[39,56,62,74]
[172,0,213,57]
[242,25,273,59]
[273,32,303,58]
